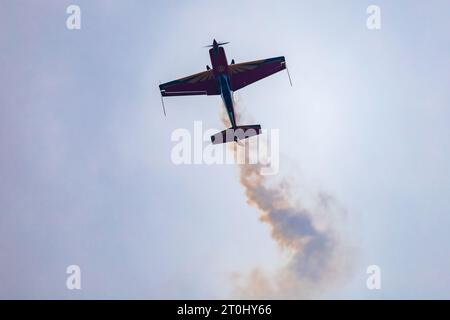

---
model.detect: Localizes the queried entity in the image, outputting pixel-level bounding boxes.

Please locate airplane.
[159,39,291,144]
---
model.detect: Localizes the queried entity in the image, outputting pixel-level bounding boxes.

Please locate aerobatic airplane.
[159,39,290,144]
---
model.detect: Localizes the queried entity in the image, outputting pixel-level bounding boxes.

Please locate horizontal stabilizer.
[211,125,262,144]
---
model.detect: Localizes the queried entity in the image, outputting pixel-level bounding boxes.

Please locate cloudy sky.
[1,0,450,299]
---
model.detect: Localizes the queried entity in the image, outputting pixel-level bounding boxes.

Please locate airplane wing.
[159,70,219,97]
[229,56,286,91]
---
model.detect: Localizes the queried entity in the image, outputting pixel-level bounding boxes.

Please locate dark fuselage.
[209,45,237,128]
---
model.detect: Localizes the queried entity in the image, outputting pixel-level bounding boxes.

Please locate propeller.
[204,39,229,48]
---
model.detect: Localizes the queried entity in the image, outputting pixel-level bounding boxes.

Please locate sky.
[1,0,450,299]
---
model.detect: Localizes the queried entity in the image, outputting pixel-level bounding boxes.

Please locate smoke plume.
[224,106,354,299]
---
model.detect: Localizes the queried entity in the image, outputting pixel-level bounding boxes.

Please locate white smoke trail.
[223,104,354,299]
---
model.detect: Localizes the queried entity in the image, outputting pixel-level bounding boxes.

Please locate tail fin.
[211,125,262,144]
